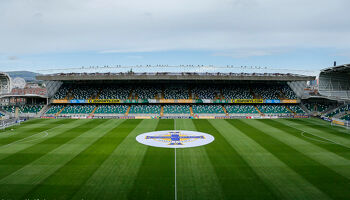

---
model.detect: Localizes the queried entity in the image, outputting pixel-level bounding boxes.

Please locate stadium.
[0,63,350,199]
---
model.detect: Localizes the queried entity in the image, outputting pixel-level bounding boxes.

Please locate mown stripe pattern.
[0,118,349,200]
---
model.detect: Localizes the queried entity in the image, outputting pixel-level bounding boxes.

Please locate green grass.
[0,118,350,200]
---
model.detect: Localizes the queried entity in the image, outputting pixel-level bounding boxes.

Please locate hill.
[6,71,40,82]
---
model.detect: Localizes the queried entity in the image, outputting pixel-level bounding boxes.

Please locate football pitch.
[1,118,350,200]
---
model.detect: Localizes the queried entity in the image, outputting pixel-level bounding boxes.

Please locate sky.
[0,0,350,75]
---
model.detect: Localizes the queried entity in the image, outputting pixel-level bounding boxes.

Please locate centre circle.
[136,130,215,148]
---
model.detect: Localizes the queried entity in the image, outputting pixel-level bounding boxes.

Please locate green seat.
[225,105,258,114]
[61,105,95,114]
[129,105,161,114]
[163,105,190,114]
[192,105,224,114]
[46,105,64,114]
[257,105,290,114]
[95,105,128,114]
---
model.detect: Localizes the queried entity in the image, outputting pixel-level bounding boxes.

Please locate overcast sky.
[0,0,350,74]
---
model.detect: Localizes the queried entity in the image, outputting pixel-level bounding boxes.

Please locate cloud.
[0,0,350,54]
[7,56,19,60]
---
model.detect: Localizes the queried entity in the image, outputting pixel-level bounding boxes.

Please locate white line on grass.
[284,122,350,149]
[174,119,177,200]
[0,131,49,148]
[175,148,177,200]
[300,131,334,144]
[300,131,350,149]
[0,122,67,149]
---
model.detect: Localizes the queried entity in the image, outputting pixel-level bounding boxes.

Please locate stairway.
[299,103,311,114]
[279,89,287,99]
[95,88,102,99]
[160,105,164,117]
[125,105,131,116]
[36,105,49,117]
[89,106,98,117]
[254,105,263,116]
[285,105,296,115]
[222,105,228,116]
[323,104,343,116]
[55,106,66,116]
[15,107,19,118]
[190,105,194,117]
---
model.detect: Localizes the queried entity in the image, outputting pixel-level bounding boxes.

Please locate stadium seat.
[288,105,305,114]
[252,86,281,99]
[225,105,258,114]
[222,86,253,99]
[53,85,70,99]
[1,106,16,113]
[129,105,161,114]
[304,102,331,112]
[60,105,96,114]
[191,86,218,99]
[257,105,291,114]
[164,87,189,99]
[46,105,64,115]
[98,86,131,99]
[326,104,350,117]
[70,86,100,99]
[134,86,162,99]
[163,105,190,114]
[341,114,350,121]
[281,86,297,99]
[94,105,128,114]
[192,105,224,114]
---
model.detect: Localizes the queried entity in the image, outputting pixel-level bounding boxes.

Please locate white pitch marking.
[300,131,334,144]
[284,122,350,150]
[0,131,49,148]
[174,119,177,200]
[175,147,177,200]
[300,131,350,149]
[0,122,67,149]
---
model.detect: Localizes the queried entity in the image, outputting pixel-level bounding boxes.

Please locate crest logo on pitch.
[136,130,214,148]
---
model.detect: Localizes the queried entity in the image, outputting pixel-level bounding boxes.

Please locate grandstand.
[30,72,315,119]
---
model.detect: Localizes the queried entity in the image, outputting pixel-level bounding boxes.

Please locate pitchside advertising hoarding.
[51,98,299,104]
[231,99,264,103]
[87,99,121,103]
